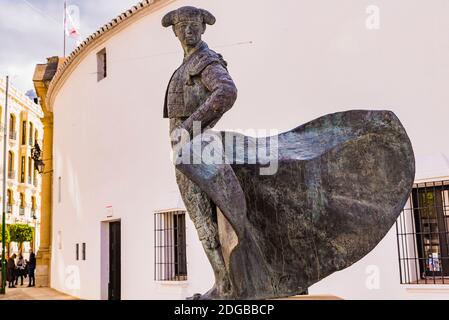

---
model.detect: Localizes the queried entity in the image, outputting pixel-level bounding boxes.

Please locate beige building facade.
[0,77,43,258]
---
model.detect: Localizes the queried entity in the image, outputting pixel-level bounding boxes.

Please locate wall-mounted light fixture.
[31,142,44,174]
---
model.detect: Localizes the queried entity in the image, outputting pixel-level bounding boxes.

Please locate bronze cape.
[176,110,415,299]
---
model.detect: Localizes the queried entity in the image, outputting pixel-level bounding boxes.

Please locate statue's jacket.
[163,41,237,133]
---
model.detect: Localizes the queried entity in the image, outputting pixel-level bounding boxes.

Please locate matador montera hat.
[161,6,216,27]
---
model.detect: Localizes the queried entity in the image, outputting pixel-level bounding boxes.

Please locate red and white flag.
[64,3,81,45]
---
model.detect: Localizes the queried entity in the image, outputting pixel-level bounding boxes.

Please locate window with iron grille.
[154,210,187,281]
[397,180,449,284]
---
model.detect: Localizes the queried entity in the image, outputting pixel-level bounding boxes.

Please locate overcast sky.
[0,0,141,93]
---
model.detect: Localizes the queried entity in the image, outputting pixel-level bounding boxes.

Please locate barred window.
[397,180,449,284]
[154,210,187,281]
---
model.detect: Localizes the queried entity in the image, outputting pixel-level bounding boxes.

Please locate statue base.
[270,295,343,300]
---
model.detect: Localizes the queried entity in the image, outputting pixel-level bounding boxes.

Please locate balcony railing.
[29,137,33,146]
[28,176,32,184]
[9,131,17,141]
[7,204,12,213]
[33,178,38,187]
[31,209,36,219]
[8,171,16,179]
[19,207,25,216]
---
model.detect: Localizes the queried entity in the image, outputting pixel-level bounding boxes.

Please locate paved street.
[0,286,78,300]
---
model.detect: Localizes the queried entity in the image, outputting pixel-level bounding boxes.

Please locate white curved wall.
[52,0,449,299]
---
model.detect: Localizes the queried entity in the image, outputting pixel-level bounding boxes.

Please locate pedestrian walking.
[7,254,16,288]
[28,250,36,287]
[15,254,26,286]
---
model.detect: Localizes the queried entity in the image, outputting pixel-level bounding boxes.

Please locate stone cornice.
[0,78,44,118]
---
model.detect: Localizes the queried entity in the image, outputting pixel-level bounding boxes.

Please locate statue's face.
[173,21,205,48]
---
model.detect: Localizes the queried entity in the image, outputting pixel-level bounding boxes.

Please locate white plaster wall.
[52,0,449,299]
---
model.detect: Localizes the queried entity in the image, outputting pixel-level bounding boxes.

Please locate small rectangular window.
[20,156,25,183]
[82,243,86,260]
[57,231,62,250]
[76,243,79,261]
[28,157,32,184]
[154,210,187,281]
[58,177,62,203]
[29,122,34,146]
[21,121,26,145]
[96,48,107,81]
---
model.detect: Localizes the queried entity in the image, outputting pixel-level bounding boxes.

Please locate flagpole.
[1,75,9,295]
[63,0,67,57]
